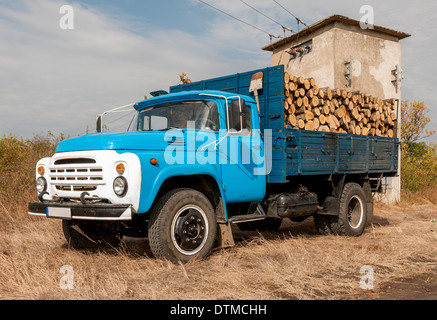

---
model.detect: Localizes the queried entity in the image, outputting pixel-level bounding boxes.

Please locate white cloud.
[0,0,268,138]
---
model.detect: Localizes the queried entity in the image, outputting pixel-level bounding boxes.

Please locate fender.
[132,151,229,219]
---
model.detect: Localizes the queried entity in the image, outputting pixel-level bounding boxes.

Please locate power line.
[272,0,307,27]
[197,0,281,40]
[239,0,293,33]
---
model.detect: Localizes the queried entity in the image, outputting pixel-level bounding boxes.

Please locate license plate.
[46,207,72,219]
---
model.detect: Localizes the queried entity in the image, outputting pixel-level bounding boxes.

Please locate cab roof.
[134,90,255,111]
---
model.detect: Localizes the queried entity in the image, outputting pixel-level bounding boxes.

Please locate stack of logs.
[284,72,397,138]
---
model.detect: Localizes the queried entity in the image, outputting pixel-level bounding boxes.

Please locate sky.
[0,0,436,143]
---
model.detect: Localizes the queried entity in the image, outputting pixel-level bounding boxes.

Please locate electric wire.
[197,0,281,39]
[272,0,307,27]
[239,0,293,33]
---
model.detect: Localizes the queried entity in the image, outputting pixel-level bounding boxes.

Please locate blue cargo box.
[170,66,399,183]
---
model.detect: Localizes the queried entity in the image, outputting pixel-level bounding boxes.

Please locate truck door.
[219,99,266,203]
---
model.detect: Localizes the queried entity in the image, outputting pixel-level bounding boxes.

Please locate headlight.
[113,176,128,197]
[36,177,47,193]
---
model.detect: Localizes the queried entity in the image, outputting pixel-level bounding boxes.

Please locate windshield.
[136,100,220,131]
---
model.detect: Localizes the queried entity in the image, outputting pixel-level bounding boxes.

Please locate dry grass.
[1,198,436,300]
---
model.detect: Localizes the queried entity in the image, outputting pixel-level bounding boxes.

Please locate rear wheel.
[148,188,217,263]
[330,183,367,236]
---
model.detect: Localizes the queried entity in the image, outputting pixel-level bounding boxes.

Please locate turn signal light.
[37,166,45,176]
[116,163,125,175]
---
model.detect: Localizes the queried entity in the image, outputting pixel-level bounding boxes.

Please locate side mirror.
[228,99,251,134]
[229,100,242,132]
[96,115,102,133]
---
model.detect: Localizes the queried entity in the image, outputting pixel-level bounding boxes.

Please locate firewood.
[282,71,396,137]
[305,120,315,131]
[320,87,332,100]
[311,96,319,108]
[288,114,297,127]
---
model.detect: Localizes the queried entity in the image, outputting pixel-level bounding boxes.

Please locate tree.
[401,100,435,147]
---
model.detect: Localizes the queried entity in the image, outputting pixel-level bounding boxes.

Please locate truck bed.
[170,65,399,183]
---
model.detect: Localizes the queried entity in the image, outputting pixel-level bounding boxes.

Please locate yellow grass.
[1,198,436,300]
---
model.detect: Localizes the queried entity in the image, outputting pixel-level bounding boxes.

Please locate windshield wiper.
[156,127,184,132]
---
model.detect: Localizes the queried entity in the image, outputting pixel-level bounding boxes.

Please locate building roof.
[262,14,411,52]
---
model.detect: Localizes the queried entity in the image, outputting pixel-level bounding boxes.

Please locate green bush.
[401,142,437,192]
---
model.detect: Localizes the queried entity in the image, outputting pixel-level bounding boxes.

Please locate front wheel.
[148,188,217,263]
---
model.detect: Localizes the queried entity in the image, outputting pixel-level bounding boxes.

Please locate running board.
[229,214,266,224]
[228,203,267,224]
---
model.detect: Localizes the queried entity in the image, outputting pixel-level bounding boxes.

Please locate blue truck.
[28,65,399,263]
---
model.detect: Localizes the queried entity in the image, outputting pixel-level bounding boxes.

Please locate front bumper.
[28,201,132,221]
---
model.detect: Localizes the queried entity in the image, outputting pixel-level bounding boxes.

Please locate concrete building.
[262,15,410,203]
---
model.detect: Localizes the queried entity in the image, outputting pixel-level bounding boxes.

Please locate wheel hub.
[172,206,208,254]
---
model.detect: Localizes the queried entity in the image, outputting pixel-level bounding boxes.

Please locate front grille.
[54,158,96,165]
[49,158,104,192]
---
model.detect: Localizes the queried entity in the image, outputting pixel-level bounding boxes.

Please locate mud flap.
[217,222,235,248]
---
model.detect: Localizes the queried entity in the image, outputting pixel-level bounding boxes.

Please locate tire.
[314,214,333,235]
[148,188,217,263]
[330,182,367,236]
[62,220,121,249]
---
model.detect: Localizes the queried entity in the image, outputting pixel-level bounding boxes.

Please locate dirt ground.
[0,200,436,300]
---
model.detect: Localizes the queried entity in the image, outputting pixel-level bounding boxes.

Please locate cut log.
[297,118,305,129]
[319,114,326,125]
[322,105,330,115]
[334,105,346,119]
[318,89,325,99]
[341,89,348,99]
[313,117,320,130]
[319,125,330,132]
[320,87,332,100]
[284,101,289,112]
[332,88,341,98]
[308,78,316,87]
[297,77,306,86]
[288,114,297,127]
[311,96,320,108]
[305,110,315,121]
[387,129,394,138]
[295,97,303,107]
[295,107,306,115]
[305,120,315,131]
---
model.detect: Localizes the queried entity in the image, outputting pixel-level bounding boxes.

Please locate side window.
[228,99,251,135]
